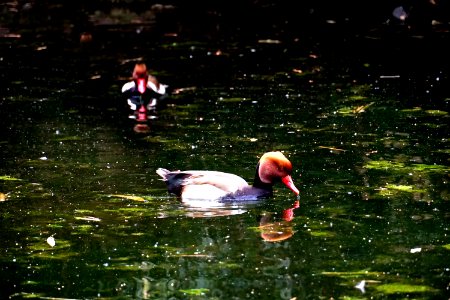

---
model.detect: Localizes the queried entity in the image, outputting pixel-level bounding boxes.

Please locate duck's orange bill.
[281,175,300,195]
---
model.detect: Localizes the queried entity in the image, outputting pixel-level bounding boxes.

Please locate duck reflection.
[181,199,300,242]
[181,198,259,218]
[133,122,152,134]
[259,200,299,242]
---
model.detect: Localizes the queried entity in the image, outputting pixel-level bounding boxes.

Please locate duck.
[156,151,299,202]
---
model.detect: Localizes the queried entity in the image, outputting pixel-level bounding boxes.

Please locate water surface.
[1,34,449,299]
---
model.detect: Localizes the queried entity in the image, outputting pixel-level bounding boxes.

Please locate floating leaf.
[364,161,449,174]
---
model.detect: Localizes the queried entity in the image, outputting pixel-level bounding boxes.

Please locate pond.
[1,28,450,299]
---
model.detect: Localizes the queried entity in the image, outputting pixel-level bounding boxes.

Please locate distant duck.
[122,63,167,111]
[156,151,299,202]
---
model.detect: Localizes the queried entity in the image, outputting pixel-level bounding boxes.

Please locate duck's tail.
[156,168,184,197]
[156,168,171,181]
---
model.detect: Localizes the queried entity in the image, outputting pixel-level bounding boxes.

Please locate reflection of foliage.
[28,239,77,260]
[309,230,335,238]
[321,269,440,297]
[375,283,438,294]
[302,217,337,238]
[401,107,448,116]
[322,270,381,278]
[336,102,374,115]
[384,184,423,193]
[363,160,448,200]
[364,160,449,174]
[322,272,439,296]
[0,175,22,181]
[179,288,209,296]
[377,184,426,197]
[0,179,53,203]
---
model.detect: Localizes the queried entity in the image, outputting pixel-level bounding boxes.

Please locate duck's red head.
[258,151,300,195]
[133,63,148,94]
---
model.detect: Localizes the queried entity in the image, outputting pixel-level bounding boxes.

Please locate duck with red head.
[121,63,168,117]
[156,151,299,203]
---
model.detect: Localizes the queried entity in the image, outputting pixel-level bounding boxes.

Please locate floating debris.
[393,6,408,21]
[112,194,146,202]
[172,86,197,94]
[380,75,400,79]
[353,102,374,113]
[318,146,347,152]
[355,280,366,293]
[75,216,101,222]
[46,236,56,247]
[258,39,281,44]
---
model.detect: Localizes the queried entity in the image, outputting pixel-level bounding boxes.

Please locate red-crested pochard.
[156,151,299,201]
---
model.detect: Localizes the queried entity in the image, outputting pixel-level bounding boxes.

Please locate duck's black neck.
[252,163,273,192]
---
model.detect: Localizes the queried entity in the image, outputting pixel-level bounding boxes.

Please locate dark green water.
[1,33,449,299]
